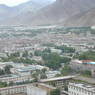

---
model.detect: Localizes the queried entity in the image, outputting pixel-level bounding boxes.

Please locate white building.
[27,86,47,95]
[0,74,33,83]
[14,65,49,73]
[68,83,95,95]
[0,83,55,95]
[0,62,24,70]
[0,84,27,95]
[45,70,61,78]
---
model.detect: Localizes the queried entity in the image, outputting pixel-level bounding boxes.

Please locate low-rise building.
[68,83,95,95]
[70,59,95,70]
[0,83,55,95]
[27,85,47,95]
[39,76,75,89]
[0,84,27,95]
[45,70,61,78]
[0,74,33,84]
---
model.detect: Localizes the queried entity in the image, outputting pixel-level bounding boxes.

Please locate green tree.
[50,89,61,95]
[61,65,72,76]
[77,51,95,61]
[4,65,13,74]
[40,73,47,79]
[22,51,29,57]
[0,69,4,75]
[0,82,7,88]
[81,70,91,77]
[42,53,71,70]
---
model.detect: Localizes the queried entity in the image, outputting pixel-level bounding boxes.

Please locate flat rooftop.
[0,74,19,78]
[39,75,75,82]
[69,83,95,92]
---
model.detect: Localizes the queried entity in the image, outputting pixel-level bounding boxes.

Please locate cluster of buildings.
[0,62,49,84]
[0,61,64,85]
[0,26,94,95]
[0,75,75,95]
[0,26,94,54]
[0,83,56,95]
[0,73,95,95]
[70,59,95,77]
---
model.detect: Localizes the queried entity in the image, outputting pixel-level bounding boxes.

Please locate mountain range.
[0,0,55,21]
[0,0,95,27]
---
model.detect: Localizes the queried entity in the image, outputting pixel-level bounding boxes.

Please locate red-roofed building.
[82,60,93,63]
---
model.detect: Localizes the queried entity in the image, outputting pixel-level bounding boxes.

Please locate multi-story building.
[27,83,56,95]
[0,84,27,95]
[0,83,55,95]
[70,60,95,71]
[0,74,33,84]
[27,85,47,95]
[39,76,75,89]
[68,83,95,95]
[70,59,95,77]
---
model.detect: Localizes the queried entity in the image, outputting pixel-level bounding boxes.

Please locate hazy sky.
[0,0,30,6]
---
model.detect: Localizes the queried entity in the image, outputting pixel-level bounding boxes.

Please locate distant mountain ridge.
[29,0,95,26]
[63,8,95,27]
[1,0,95,26]
[0,0,55,22]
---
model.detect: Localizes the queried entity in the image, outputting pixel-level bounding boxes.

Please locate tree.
[55,45,75,53]
[4,65,13,74]
[41,68,47,73]
[43,48,51,53]
[31,70,41,82]
[22,51,29,57]
[50,89,60,95]
[42,52,71,70]
[76,51,95,61]
[30,53,33,57]
[61,65,72,76]
[81,70,91,77]
[42,53,62,70]
[40,73,47,79]
[34,50,42,56]
[10,52,20,58]
[0,82,7,88]
[0,69,4,75]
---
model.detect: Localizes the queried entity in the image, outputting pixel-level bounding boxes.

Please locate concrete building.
[45,70,61,78]
[70,60,95,70]
[0,83,55,95]
[14,65,49,74]
[27,83,56,95]
[70,59,95,71]
[27,86,47,95]
[0,84,27,95]
[39,76,75,89]
[68,83,95,95]
[70,59,95,77]
[0,62,24,70]
[0,74,33,84]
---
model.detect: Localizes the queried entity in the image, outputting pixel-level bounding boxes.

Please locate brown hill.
[1,0,95,26]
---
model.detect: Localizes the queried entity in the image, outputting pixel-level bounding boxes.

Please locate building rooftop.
[39,75,75,82]
[69,83,95,92]
[0,74,19,79]
[17,65,48,72]
[85,62,95,65]
[82,60,93,63]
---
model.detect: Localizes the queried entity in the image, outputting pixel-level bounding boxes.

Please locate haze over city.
[0,0,95,95]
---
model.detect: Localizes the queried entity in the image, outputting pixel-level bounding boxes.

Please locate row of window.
[69,85,95,95]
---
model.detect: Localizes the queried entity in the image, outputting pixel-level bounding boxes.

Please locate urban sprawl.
[0,26,95,95]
